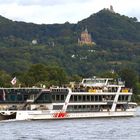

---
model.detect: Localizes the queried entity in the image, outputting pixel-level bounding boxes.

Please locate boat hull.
[14,109,136,120]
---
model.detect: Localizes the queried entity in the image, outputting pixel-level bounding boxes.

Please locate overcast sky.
[0,0,139,24]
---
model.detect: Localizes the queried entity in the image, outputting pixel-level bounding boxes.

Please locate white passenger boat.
[0,77,137,120]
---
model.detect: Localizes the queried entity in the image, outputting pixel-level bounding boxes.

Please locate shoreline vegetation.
[0,64,140,103]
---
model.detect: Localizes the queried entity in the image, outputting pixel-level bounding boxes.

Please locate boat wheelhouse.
[80,77,124,87]
[0,77,137,120]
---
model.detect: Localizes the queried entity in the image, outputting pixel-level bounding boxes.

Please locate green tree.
[100,71,119,79]
[19,64,68,87]
[28,64,49,82]
[47,66,68,86]
[68,74,82,82]
[118,68,138,88]
[0,70,11,87]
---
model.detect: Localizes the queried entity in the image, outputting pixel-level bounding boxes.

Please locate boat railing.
[50,87,68,93]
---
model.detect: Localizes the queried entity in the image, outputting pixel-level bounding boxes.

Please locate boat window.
[125,96,129,101]
[83,79,107,84]
[44,94,48,100]
[52,95,56,101]
[87,95,90,101]
[67,105,73,111]
[38,95,44,101]
[53,105,63,110]
[78,95,82,101]
[70,95,74,102]
[83,95,86,102]
[91,96,95,101]
[10,94,16,101]
[23,95,28,101]
[35,94,51,103]
[0,94,3,101]
[56,95,60,101]
[83,105,86,109]
[118,95,129,101]
[61,95,64,101]
[17,95,23,101]
[111,95,115,100]
[99,96,102,101]
[83,80,87,83]
[74,96,78,101]
[95,95,99,101]
[74,105,78,109]
[64,95,67,100]
[78,105,82,109]
[95,80,106,83]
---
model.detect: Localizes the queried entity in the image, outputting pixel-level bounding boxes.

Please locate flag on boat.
[11,77,17,85]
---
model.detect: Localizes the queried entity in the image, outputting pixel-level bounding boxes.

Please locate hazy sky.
[0,0,139,24]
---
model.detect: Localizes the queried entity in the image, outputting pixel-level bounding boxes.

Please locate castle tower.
[109,5,115,13]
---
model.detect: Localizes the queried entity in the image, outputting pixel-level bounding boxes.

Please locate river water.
[0,107,140,140]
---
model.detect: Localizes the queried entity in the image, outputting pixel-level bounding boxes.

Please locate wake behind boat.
[0,77,137,121]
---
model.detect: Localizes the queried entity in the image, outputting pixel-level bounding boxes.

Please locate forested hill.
[0,9,140,76]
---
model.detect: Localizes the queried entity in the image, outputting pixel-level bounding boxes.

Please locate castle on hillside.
[78,28,95,46]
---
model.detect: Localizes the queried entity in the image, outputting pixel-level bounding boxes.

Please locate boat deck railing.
[71,87,132,93]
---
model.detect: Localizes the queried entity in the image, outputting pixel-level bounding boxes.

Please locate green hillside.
[0,9,140,76]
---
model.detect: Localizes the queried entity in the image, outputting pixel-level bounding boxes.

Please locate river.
[0,107,140,140]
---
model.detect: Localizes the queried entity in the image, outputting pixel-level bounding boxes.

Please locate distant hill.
[0,9,140,76]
